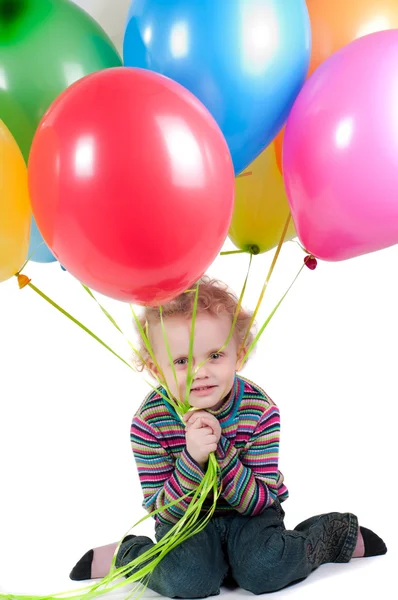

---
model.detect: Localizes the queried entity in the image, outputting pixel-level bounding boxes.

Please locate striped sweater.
[131,375,289,525]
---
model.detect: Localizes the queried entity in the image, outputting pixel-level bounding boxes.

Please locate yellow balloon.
[229,144,296,254]
[0,121,31,283]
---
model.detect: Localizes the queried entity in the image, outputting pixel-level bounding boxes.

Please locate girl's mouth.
[191,385,217,396]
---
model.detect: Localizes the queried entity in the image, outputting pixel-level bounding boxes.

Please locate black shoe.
[69,549,93,581]
[360,527,387,557]
[69,535,136,581]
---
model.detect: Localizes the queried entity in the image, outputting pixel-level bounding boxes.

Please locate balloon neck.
[304,255,318,270]
[17,273,31,289]
[248,245,260,255]
[0,0,25,24]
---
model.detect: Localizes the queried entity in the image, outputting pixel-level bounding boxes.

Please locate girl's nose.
[194,363,211,379]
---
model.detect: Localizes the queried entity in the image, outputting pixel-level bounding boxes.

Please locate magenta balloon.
[283,30,398,261]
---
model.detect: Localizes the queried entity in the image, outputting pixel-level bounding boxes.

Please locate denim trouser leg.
[115,520,229,598]
[116,502,358,597]
[227,501,359,595]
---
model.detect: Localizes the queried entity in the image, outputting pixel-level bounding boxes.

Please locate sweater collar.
[207,375,243,428]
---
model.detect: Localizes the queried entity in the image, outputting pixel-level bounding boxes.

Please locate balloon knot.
[304,255,317,270]
[17,273,31,289]
[249,245,260,255]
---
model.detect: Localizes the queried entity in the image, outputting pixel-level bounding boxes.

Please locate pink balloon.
[283,30,398,261]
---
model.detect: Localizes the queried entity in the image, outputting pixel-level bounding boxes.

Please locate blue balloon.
[27,217,57,263]
[124,0,311,174]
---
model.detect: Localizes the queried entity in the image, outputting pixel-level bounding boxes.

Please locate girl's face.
[150,313,241,410]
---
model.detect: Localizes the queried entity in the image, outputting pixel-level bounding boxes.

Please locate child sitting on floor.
[70,276,386,596]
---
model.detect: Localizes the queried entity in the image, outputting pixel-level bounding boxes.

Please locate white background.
[71,0,131,53]
[0,238,396,599]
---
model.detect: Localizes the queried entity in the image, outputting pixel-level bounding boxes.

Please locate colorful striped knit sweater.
[131,375,289,525]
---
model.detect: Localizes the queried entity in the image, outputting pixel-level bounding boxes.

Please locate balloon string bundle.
[5,226,310,600]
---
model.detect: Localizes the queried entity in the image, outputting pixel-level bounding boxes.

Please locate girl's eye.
[174,358,188,366]
[210,353,222,360]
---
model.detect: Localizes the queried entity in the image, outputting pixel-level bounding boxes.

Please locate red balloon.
[28,67,234,304]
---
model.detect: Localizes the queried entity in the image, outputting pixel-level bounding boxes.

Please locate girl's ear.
[147,360,160,379]
[236,347,247,371]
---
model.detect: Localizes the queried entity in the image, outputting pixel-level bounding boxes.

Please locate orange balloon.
[307,0,398,76]
[0,121,31,283]
[274,129,284,174]
[275,0,398,169]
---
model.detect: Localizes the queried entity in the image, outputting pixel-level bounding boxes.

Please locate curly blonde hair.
[132,276,255,371]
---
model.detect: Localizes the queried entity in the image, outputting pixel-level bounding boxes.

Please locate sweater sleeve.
[215,404,282,516]
[131,415,204,524]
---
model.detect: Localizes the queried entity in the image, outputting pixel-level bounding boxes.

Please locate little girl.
[70,277,386,596]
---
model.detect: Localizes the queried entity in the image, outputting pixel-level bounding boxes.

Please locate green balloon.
[0,0,122,161]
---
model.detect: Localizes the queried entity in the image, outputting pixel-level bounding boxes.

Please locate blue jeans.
[116,501,358,597]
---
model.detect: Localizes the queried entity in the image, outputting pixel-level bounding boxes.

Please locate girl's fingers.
[188,424,213,437]
[199,425,213,436]
[198,417,218,433]
[186,414,210,428]
[205,434,217,445]
[183,411,194,423]
[190,417,203,429]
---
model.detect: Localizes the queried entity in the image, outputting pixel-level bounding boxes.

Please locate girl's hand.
[183,410,222,442]
[184,417,218,468]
